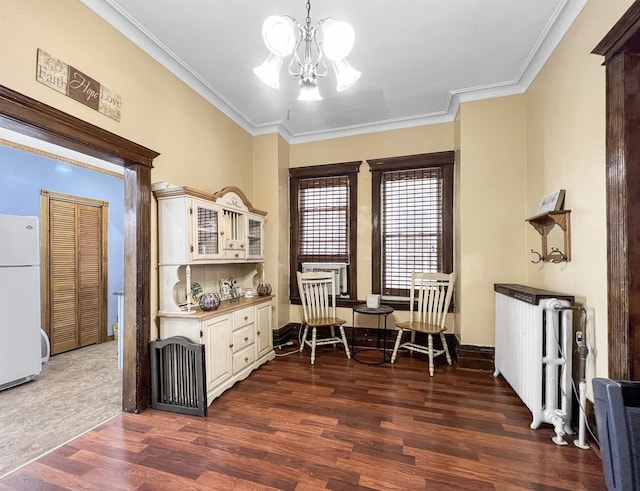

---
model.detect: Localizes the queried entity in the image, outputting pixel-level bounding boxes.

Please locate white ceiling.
[81,0,586,143]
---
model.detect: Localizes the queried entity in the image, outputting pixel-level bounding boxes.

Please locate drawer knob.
[257,330,261,335]
[229,343,234,348]
[229,243,234,248]
[244,356,249,362]
[244,336,249,341]
[235,253,239,258]
[244,316,248,321]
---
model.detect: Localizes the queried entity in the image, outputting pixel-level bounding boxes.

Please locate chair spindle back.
[410,272,455,329]
[297,271,337,322]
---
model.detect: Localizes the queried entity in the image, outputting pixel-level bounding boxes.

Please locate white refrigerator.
[0,214,42,391]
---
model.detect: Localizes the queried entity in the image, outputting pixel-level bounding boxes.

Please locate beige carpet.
[0,341,121,478]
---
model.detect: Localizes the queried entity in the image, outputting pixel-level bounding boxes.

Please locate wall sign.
[36,49,121,122]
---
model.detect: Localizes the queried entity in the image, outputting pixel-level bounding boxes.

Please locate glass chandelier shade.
[253,53,285,89]
[331,59,361,92]
[254,2,360,101]
[298,79,322,102]
[321,20,355,61]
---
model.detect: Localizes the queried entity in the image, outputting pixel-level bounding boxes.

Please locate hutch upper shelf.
[153,183,266,265]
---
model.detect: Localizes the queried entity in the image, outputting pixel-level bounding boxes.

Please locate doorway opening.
[0,85,159,413]
[0,138,126,477]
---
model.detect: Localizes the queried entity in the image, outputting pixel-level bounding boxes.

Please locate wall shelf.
[526,210,571,263]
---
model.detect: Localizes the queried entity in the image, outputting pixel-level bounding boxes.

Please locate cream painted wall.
[250,133,291,332]
[1,1,254,193]
[289,124,455,328]
[453,115,462,338]
[457,96,527,346]
[277,135,291,328]
[251,137,276,267]
[523,0,634,382]
[1,0,258,339]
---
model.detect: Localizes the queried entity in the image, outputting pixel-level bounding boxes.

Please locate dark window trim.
[368,151,454,172]
[290,161,361,178]
[369,151,454,304]
[290,161,361,306]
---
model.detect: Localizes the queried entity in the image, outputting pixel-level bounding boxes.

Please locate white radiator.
[494,285,573,444]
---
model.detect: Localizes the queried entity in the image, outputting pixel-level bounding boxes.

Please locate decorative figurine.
[199,292,221,311]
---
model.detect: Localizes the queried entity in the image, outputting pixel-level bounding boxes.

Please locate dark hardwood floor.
[0,347,605,490]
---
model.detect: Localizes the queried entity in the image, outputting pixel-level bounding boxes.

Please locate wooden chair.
[391,272,456,376]
[297,271,351,365]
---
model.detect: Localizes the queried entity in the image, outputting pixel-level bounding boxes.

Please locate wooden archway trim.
[593,2,640,380]
[0,86,157,167]
[0,84,159,413]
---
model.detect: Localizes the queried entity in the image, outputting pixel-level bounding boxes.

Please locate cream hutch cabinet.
[154,184,265,269]
[153,183,274,404]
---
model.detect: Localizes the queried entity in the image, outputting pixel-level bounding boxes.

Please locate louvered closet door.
[50,200,78,354]
[48,196,105,355]
[77,205,101,347]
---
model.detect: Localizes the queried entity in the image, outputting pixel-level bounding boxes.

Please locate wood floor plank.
[35,451,92,477]
[335,452,426,490]
[196,469,285,491]
[70,448,210,490]
[0,349,605,490]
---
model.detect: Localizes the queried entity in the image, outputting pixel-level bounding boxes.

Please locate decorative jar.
[257,283,272,296]
[199,292,221,311]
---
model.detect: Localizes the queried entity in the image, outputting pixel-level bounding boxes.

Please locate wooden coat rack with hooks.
[527,210,571,263]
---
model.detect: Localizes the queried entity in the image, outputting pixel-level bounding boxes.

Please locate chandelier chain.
[305,0,311,25]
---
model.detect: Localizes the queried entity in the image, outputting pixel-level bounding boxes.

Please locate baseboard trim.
[457,344,495,370]
[274,323,302,346]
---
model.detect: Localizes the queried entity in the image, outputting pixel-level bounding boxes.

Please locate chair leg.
[300,324,309,353]
[310,327,317,365]
[391,329,403,363]
[440,331,452,365]
[339,326,351,359]
[427,334,434,377]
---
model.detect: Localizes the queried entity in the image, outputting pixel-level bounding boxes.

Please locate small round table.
[351,304,394,365]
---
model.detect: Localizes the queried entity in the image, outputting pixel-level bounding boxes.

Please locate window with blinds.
[381,168,443,296]
[298,176,349,263]
[289,161,361,302]
[370,152,454,302]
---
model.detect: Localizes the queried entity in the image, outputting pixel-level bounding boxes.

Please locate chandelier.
[253,0,361,101]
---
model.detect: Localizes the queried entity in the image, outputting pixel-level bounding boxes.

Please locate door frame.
[593,3,640,380]
[0,85,159,413]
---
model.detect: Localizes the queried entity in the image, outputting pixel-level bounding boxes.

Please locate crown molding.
[81,0,587,144]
